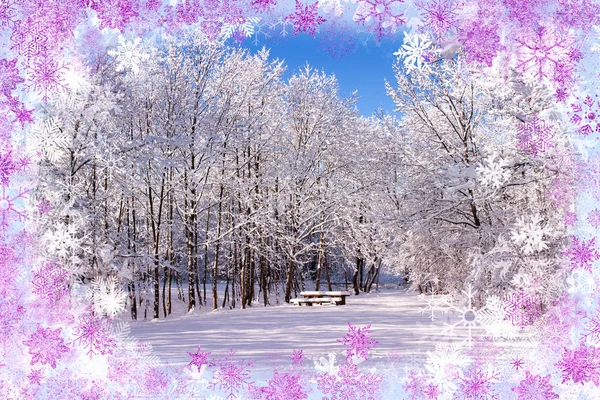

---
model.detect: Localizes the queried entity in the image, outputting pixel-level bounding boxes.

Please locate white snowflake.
[477,295,520,340]
[221,17,261,41]
[87,276,127,318]
[183,364,210,390]
[110,321,161,368]
[511,257,565,303]
[29,117,69,163]
[424,342,469,397]
[567,269,597,296]
[393,32,434,72]
[107,36,149,75]
[318,0,355,16]
[510,213,550,255]
[476,153,511,189]
[313,352,339,375]
[418,284,522,347]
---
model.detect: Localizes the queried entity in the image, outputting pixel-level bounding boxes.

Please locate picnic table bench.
[291,291,351,306]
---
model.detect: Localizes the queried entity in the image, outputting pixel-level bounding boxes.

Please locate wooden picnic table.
[291,291,351,306]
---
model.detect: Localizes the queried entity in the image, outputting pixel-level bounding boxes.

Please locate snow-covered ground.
[127,286,536,372]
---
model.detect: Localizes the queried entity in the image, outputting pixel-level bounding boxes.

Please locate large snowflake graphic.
[86,276,127,318]
[337,323,379,361]
[402,370,440,400]
[29,116,69,163]
[420,285,514,345]
[512,370,559,399]
[91,0,139,32]
[476,153,511,189]
[503,289,542,331]
[458,21,504,67]
[32,261,70,305]
[189,346,214,369]
[415,0,462,38]
[285,0,326,37]
[562,236,600,273]
[353,0,405,40]
[23,324,70,368]
[555,343,600,386]
[9,17,48,59]
[393,32,434,72]
[72,310,116,357]
[313,360,384,400]
[208,348,254,399]
[515,116,554,157]
[510,213,552,255]
[515,25,574,83]
[27,53,67,101]
[454,363,499,400]
[261,371,307,400]
[107,36,150,75]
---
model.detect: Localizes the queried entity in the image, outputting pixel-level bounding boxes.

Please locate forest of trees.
[32,32,571,320]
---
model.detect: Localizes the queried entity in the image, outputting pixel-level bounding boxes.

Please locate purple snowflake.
[91,0,139,32]
[502,0,543,26]
[515,25,574,83]
[511,357,524,371]
[587,209,600,229]
[0,59,24,97]
[403,370,440,400]
[515,116,554,157]
[0,186,27,226]
[188,346,213,369]
[512,371,559,399]
[314,360,384,400]
[0,0,19,27]
[354,0,405,40]
[0,298,24,339]
[556,343,600,385]
[27,53,67,101]
[584,312,600,344]
[540,294,586,352]
[10,101,34,128]
[251,0,277,12]
[337,323,378,360]
[285,0,326,37]
[415,0,462,38]
[209,348,254,399]
[503,289,542,330]
[32,261,70,305]
[144,368,169,395]
[260,371,307,400]
[554,0,600,31]
[454,364,499,400]
[562,236,600,272]
[564,211,577,227]
[72,311,116,356]
[458,21,504,67]
[0,149,28,186]
[555,87,569,103]
[569,94,600,136]
[23,324,70,369]
[291,349,305,366]
[27,369,43,385]
[9,17,48,59]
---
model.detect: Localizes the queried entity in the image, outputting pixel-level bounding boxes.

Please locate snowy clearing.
[128,287,536,372]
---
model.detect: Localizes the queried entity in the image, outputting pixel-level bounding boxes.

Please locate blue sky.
[242,32,401,117]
